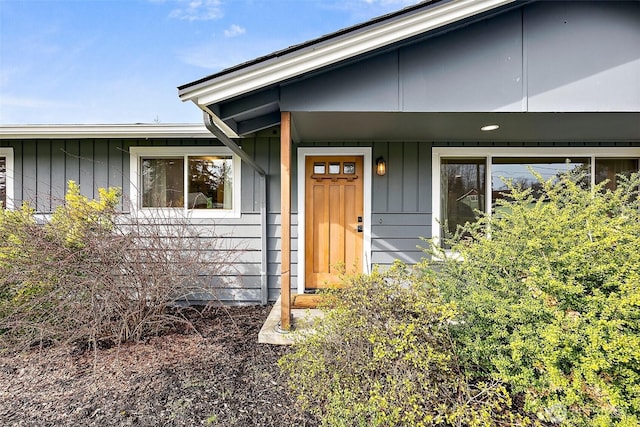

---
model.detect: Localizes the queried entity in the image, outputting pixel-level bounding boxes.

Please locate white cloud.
[0,94,79,123]
[224,24,246,38]
[0,67,19,88]
[0,94,77,110]
[169,0,223,21]
[177,37,285,71]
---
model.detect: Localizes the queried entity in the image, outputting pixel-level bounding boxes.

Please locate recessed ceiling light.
[481,124,500,131]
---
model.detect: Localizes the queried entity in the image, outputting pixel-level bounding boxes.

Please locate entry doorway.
[297,148,372,293]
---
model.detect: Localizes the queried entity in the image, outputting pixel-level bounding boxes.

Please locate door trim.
[297,147,372,293]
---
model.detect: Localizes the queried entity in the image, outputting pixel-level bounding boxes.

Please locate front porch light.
[376,156,387,176]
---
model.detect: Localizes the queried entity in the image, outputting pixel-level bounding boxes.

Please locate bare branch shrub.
[0,182,242,352]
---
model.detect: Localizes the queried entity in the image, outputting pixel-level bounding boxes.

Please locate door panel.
[305,156,363,288]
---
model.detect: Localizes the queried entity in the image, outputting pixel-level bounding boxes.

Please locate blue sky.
[0,0,419,124]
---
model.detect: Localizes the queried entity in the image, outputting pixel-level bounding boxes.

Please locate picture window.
[130,147,240,218]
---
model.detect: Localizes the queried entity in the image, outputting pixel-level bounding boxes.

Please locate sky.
[0,0,420,125]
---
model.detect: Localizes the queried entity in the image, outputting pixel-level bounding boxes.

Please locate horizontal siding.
[371,213,431,267]
[117,211,299,304]
[0,136,292,305]
[267,214,298,302]
[372,238,426,252]
[5,136,635,305]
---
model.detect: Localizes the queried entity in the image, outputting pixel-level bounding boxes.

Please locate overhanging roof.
[0,123,212,139]
[177,0,519,137]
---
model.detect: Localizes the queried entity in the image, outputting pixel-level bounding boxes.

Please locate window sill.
[131,207,241,220]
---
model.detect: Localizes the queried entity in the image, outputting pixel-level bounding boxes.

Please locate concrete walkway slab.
[258,296,324,345]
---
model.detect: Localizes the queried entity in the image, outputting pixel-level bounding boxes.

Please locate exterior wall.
[295,140,640,272]
[294,140,432,268]
[1,135,637,303]
[281,1,640,113]
[0,134,288,305]
[7,138,131,212]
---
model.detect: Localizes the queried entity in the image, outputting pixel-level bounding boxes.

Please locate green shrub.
[279,262,528,426]
[0,203,35,270]
[1,181,236,351]
[0,204,44,309]
[430,172,640,426]
[47,180,120,247]
[0,182,122,348]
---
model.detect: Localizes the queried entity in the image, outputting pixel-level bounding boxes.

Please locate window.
[0,148,14,209]
[130,147,241,218]
[440,158,486,238]
[491,157,589,215]
[433,147,640,244]
[595,158,639,191]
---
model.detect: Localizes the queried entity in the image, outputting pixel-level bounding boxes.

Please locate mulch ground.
[0,305,317,427]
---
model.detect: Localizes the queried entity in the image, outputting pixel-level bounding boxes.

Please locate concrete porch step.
[258,296,324,345]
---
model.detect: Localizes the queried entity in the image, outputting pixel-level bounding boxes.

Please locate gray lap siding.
[3,136,634,303]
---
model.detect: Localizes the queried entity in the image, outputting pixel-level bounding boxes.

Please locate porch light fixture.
[376,156,387,176]
[481,124,500,131]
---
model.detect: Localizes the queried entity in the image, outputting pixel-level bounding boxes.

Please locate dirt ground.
[0,305,317,427]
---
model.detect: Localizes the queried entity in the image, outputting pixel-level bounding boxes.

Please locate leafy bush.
[279,262,527,426]
[0,203,37,279]
[0,181,239,351]
[47,180,120,247]
[431,172,640,426]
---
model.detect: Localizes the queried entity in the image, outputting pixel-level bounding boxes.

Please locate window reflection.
[439,152,639,247]
[492,157,589,206]
[441,159,486,240]
[188,156,233,209]
[596,158,639,191]
[141,158,184,208]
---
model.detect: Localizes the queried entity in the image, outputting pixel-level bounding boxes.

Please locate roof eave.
[178,0,516,108]
[0,123,212,140]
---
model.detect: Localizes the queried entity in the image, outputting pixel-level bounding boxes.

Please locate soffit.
[288,112,640,143]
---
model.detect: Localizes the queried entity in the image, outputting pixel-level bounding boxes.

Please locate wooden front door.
[305,156,364,288]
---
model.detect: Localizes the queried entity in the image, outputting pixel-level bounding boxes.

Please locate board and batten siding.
[3,136,637,303]
[8,138,130,212]
[296,140,640,270]
[281,1,640,114]
[296,141,433,268]
[1,135,291,304]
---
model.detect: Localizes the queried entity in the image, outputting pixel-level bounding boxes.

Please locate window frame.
[432,147,640,246]
[0,147,14,210]
[129,146,241,219]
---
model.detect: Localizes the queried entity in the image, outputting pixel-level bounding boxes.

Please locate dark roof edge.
[177,0,446,91]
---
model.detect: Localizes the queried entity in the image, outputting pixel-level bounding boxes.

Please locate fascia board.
[0,124,212,139]
[180,0,515,107]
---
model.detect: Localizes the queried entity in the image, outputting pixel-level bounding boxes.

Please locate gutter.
[179,0,516,106]
[0,123,212,139]
[203,113,270,305]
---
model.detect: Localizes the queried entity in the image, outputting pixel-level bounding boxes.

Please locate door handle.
[357,225,363,233]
